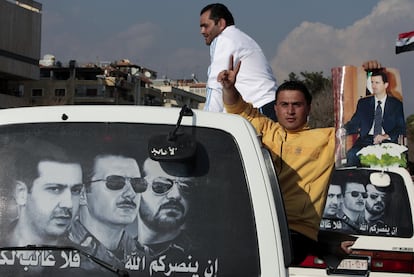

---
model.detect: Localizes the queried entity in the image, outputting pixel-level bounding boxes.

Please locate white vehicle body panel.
[0,105,290,276]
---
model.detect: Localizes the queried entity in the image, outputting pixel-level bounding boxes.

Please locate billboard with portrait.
[331,66,406,168]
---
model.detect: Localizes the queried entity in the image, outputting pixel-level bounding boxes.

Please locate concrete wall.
[0,0,42,80]
[0,93,29,108]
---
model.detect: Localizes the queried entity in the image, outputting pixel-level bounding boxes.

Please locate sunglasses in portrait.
[149,177,195,196]
[88,175,147,193]
[346,191,368,199]
[369,193,386,200]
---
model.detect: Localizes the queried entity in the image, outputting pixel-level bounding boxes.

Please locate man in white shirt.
[199,3,278,121]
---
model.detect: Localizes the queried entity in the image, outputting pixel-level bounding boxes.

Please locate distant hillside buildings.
[0,0,205,109]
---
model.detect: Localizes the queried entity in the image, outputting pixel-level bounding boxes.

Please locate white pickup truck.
[0,105,292,276]
[290,166,414,277]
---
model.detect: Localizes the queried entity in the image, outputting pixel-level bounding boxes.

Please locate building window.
[55,88,66,97]
[32,89,43,97]
[86,88,98,96]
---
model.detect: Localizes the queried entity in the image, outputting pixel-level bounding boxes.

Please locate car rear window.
[320,168,413,238]
[0,122,260,276]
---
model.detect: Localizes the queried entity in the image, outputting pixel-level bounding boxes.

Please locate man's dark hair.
[12,139,72,191]
[200,3,234,26]
[371,70,388,83]
[276,81,312,105]
[330,170,368,196]
[82,154,131,193]
[342,181,366,197]
[339,170,368,196]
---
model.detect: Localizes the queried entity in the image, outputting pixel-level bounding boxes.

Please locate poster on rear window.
[319,168,413,238]
[331,66,406,168]
[0,123,260,276]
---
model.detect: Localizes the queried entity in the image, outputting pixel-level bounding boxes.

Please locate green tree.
[407,114,414,138]
[286,71,333,128]
[407,114,414,169]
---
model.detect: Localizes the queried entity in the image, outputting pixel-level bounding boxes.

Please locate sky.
[39,0,414,116]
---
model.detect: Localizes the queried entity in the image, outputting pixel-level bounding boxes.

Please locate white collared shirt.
[204,25,277,112]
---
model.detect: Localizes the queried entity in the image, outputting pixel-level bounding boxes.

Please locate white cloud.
[271,0,414,116]
[271,0,414,88]
[108,22,160,56]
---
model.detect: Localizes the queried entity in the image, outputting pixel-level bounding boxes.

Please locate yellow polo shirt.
[226,98,335,241]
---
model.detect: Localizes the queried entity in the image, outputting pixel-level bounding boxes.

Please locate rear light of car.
[300,250,414,273]
[354,250,414,273]
[299,255,326,269]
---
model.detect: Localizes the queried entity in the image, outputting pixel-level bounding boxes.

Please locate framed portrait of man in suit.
[332,66,406,168]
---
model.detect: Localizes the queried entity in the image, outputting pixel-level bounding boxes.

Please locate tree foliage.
[407,114,414,167]
[407,114,414,137]
[286,71,334,128]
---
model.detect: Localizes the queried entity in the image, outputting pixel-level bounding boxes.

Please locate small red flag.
[396,30,414,54]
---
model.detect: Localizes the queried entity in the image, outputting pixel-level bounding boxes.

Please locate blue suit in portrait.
[344,94,406,166]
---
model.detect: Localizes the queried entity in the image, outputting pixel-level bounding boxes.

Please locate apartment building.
[0,0,42,107]
[8,58,205,108]
[1,0,205,109]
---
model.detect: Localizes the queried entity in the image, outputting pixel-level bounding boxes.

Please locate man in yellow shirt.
[218,56,381,264]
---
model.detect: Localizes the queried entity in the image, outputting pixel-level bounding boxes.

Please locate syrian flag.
[396,30,414,54]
